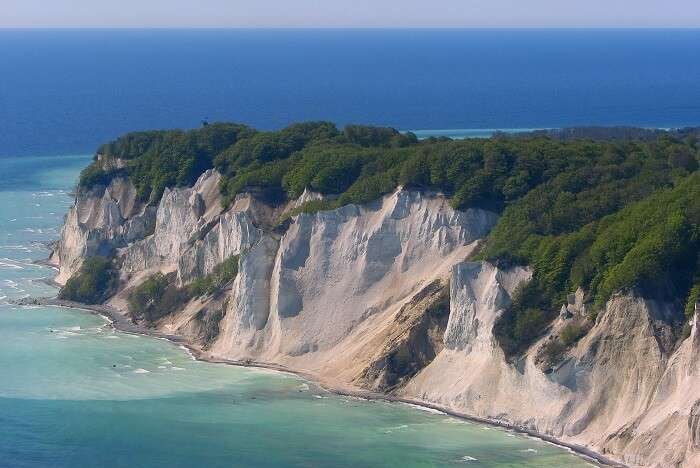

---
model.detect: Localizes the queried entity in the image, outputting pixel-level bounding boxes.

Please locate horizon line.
[1,26,700,31]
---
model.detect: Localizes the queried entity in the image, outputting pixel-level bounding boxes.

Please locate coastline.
[19,295,627,468]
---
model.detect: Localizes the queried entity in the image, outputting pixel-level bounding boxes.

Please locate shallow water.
[0,154,591,467]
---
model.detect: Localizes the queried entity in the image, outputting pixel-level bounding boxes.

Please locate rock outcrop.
[50,177,156,284]
[52,169,700,467]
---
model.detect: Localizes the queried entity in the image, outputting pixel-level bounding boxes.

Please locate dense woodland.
[76,122,700,354]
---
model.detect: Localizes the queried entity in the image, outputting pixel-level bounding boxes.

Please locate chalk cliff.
[53,169,699,467]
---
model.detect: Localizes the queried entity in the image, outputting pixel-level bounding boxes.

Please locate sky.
[1,0,699,28]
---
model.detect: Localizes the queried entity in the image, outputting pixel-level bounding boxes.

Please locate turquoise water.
[0,154,591,467]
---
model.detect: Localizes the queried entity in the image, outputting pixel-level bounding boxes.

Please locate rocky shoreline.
[14,294,626,468]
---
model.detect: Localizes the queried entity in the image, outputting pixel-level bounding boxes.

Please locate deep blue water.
[1,29,699,157]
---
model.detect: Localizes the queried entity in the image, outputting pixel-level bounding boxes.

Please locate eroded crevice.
[358,280,450,392]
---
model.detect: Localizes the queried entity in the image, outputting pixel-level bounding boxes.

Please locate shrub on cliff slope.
[127,273,189,323]
[128,256,240,323]
[59,257,118,304]
[189,255,239,297]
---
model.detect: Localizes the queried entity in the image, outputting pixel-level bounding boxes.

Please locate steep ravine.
[52,170,700,468]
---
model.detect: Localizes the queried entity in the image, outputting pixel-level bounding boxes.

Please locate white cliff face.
[403,261,698,467]
[443,262,530,352]
[119,170,223,275]
[52,177,155,284]
[604,303,700,468]
[54,169,263,287]
[177,201,264,285]
[54,173,700,467]
[209,189,498,370]
[117,170,267,286]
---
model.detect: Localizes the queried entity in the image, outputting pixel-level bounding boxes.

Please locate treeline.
[76,121,700,354]
[503,126,700,142]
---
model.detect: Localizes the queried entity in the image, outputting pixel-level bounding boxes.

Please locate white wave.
[0,259,23,270]
[179,345,196,360]
[443,419,469,425]
[133,368,150,374]
[313,395,326,399]
[387,424,409,431]
[458,456,478,462]
[171,366,185,371]
[157,365,167,369]
[104,335,119,339]
[403,403,445,415]
[1,245,32,252]
[519,448,538,453]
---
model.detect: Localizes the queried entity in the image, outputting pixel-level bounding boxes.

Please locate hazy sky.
[2,0,700,28]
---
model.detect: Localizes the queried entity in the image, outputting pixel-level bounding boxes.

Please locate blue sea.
[1,29,700,157]
[0,29,698,467]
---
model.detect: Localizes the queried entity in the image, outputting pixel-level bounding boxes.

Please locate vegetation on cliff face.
[127,256,240,323]
[686,285,700,319]
[127,273,189,323]
[77,122,700,354]
[59,256,118,304]
[188,255,239,297]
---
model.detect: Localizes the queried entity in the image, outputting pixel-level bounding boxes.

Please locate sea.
[2,28,699,467]
[1,29,700,157]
